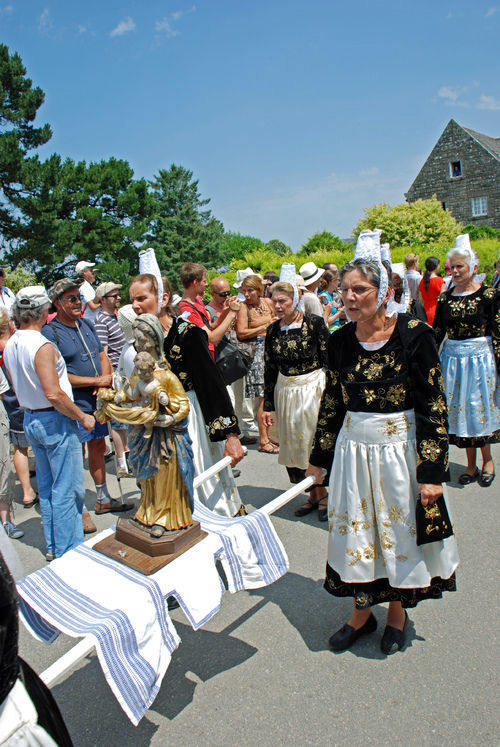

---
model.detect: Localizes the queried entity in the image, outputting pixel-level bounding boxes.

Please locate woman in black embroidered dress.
[433,235,500,487]
[306,256,458,655]
[263,281,329,520]
[128,274,244,517]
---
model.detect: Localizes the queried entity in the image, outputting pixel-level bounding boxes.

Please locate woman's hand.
[223,433,244,466]
[262,411,274,428]
[418,483,442,506]
[305,463,324,485]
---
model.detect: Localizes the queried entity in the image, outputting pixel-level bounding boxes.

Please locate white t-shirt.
[0,286,15,314]
[80,279,98,323]
[4,330,73,410]
[303,290,324,318]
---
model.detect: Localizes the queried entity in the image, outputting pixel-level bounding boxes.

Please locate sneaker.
[3,521,24,539]
[45,552,55,562]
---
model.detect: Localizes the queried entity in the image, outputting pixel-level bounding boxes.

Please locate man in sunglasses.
[42,279,134,525]
[94,282,131,478]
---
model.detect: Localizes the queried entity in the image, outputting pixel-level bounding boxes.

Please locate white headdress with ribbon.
[388,262,411,316]
[380,243,392,265]
[138,247,163,314]
[279,262,301,311]
[353,229,389,310]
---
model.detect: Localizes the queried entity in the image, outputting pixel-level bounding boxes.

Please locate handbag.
[415,494,454,546]
[234,306,257,364]
[215,335,249,385]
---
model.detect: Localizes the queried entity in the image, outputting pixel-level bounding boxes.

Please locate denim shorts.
[78,419,109,443]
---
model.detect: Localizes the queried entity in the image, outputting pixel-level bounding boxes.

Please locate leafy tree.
[3,264,36,294]
[352,196,462,247]
[6,156,153,286]
[217,231,263,263]
[0,44,51,245]
[148,165,225,290]
[299,230,345,256]
[264,239,290,256]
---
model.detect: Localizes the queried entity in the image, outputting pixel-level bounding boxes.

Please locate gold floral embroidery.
[483,287,496,299]
[363,360,384,379]
[408,319,419,328]
[381,418,398,437]
[361,387,376,405]
[420,439,441,462]
[319,433,335,450]
[430,395,446,414]
[341,384,349,405]
[209,415,238,435]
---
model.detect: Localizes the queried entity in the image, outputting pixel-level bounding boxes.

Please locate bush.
[353,196,462,247]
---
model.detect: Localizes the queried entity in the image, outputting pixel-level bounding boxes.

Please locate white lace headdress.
[388,262,411,316]
[353,229,389,310]
[448,234,476,278]
[279,262,304,312]
[138,247,163,314]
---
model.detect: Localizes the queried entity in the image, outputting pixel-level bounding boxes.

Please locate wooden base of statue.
[93,518,207,575]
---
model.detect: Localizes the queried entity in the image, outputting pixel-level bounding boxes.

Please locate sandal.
[269,438,280,446]
[258,442,279,454]
[294,496,319,516]
[23,494,39,509]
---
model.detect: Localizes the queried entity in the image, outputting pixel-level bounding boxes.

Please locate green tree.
[149,165,225,290]
[264,239,290,256]
[217,231,264,264]
[0,44,51,245]
[353,196,461,247]
[6,156,153,286]
[299,230,345,255]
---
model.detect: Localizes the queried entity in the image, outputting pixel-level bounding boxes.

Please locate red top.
[177,296,215,358]
[418,275,444,325]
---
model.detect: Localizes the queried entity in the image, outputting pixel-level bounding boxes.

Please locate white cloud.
[359,167,379,177]
[485,7,498,17]
[38,8,53,35]
[155,18,179,37]
[476,93,500,110]
[78,24,86,33]
[155,7,195,37]
[0,5,13,14]
[437,85,470,107]
[110,16,136,37]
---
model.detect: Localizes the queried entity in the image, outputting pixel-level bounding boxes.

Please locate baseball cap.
[48,277,81,302]
[75,261,96,275]
[94,282,122,301]
[15,286,50,309]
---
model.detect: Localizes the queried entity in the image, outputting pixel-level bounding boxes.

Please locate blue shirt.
[42,318,103,413]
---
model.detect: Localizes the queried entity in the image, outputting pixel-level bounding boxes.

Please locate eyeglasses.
[214,290,231,297]
[61,295,81,304]
[339,286,377,297]
[104,293,121,299]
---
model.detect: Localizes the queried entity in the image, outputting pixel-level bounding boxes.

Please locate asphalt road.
[12,442,500,747]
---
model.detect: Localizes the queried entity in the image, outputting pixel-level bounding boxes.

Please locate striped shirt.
[94,311,126,371]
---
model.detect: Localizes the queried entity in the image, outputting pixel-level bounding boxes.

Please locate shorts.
[10,430,29,448]
[110,419,128,431]
[77,419,108,443]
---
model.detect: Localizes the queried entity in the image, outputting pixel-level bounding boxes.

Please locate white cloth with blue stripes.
[17,510,288,725]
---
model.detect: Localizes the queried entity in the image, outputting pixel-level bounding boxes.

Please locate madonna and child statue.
[95,314,202,571]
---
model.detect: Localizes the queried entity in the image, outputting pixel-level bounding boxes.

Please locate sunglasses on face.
[105,293,121,299]
[214,290,231,297]
[61,295,81,304]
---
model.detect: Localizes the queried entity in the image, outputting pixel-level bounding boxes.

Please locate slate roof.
[462,124,500,162]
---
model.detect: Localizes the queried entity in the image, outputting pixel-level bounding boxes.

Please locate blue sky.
[2,1,500,248]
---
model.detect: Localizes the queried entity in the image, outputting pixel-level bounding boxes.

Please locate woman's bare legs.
[480,444,494,476]
[13,445,37,505]
[463,446,477,475]
[257,397,277,451]
[347,599,406,630]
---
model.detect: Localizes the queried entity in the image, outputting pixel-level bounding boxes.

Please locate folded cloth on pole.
[192,502,289,592]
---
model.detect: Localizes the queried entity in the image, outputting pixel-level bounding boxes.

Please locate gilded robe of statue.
[95,367,194,532]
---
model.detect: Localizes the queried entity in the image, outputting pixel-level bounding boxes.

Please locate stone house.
[405,119,500,228]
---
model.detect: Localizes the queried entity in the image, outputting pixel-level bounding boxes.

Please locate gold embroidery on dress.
[381,418,398,437]
[420,439,441,462]
[408,319,419,328]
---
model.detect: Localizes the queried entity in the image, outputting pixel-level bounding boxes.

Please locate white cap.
[75,261,95,275]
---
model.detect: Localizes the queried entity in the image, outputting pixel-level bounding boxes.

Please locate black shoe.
[294,497,318,516]
[167,595,180,611]
[479,469,495,487]
[232,468,241,478]
[104,453,114,463]
[458,467,479,485]
[381,611,409,655]
[318,497,328,522]
[329,612,377,651]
